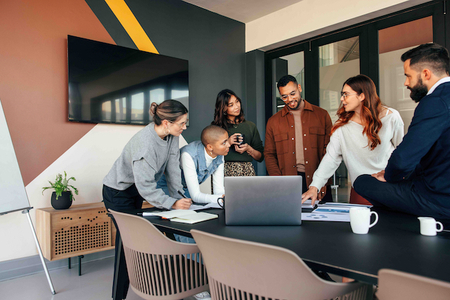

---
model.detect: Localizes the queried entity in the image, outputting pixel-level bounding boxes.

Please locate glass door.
[378,16,433,132]
[270,51,305,114]
[319,36,361,202]
[319,36,360,123]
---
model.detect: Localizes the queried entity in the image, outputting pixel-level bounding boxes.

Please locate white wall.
[0,124,191,263]
[246,0,432,52]
[0,124,143,262]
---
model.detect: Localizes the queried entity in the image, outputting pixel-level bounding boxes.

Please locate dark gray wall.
[245,50,266,175]
[86,0,246,142]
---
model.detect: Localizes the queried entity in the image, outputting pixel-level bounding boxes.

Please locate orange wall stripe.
[105,0,159,54]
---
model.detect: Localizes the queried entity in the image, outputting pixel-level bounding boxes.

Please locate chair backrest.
[110,210,208,300]
[377,269,450,300]
[191,229,370,300]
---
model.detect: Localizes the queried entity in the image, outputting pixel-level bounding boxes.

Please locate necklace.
[227,119,239,129]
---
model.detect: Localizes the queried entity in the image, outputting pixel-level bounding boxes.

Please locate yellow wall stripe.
[105,0,158,54]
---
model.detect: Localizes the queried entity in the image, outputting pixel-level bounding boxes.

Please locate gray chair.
[109,210,208,299]
[376,268,450,300]
[191,229,372,300]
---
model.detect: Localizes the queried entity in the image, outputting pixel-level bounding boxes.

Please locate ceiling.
[183,0,304,23]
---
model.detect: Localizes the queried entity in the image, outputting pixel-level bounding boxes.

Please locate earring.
[223,112,227,115]
[210,151,213,156]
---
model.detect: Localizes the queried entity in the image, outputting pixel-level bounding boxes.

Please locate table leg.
[112,237,122,300]
[78,255,84,276]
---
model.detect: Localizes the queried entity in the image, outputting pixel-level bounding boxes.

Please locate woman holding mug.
[212,89,264,176]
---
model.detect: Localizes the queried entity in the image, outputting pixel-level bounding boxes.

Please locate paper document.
[189,201,221,211]
[302,202,371,222]
[315,202,372,213]
[143,210,194,218]
[302,212,350,222]
[142,210,218,224]
[320,202,372,207]
[170,212,218,224]
[302,199,315,209]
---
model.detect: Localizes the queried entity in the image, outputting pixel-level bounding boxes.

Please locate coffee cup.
[418,217,443,236]
[239,133,245,145]
[350,207,378,234]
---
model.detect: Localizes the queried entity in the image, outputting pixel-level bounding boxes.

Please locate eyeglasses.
[280,91,298,102]
[340,92,358,99]
[170,120,188,127]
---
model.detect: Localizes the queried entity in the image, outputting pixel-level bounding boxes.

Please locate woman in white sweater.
[302,75,404,205]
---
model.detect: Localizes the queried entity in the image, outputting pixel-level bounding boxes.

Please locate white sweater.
[310,108,404,189]
[181,149,225,204]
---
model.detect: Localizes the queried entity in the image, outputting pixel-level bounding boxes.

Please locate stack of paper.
[189,201,222,211]
[302,202,372,222]
[302,199,316,210]
[142,210,218,224]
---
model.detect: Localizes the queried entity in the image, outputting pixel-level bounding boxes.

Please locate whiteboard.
[0,99,31,214]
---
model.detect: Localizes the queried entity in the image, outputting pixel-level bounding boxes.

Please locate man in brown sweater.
[265,75,332,200]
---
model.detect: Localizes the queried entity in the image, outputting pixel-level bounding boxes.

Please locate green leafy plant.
[42,171,79,201]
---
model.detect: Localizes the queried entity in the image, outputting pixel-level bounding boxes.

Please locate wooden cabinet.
[36,203,114,261]
[36,202,153,261]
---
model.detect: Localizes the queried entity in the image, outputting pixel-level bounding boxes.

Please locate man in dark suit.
[354,43,450,219]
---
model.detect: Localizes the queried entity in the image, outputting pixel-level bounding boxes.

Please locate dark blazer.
[385,80,450,208]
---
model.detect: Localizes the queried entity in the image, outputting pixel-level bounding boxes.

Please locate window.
[378,17,433,132]
[264,0,445,202]
[319,36,360,123]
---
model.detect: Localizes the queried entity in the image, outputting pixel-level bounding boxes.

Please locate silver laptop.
[224,176,302,225]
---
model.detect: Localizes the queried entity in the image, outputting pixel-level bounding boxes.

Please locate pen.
[178,190,196,205]
[137,212,159,218]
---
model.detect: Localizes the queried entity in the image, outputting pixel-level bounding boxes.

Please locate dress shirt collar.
[427,76,450,95]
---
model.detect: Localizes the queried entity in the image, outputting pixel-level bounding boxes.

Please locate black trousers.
[354,174,450,219]
[298,172,333,202]
[103,184,144,300]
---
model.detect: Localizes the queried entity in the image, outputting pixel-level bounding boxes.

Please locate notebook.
[142,210,218,224]
[224,176,302,225]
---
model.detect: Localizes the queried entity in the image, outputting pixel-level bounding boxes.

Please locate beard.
[408,78,428,103]
[287,97,302,110]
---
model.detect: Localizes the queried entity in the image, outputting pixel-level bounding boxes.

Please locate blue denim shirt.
[181,140,223,186]
[157,141,223,197]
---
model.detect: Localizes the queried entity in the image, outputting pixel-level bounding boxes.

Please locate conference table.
[141,207,450,285]
[113,207,450,299]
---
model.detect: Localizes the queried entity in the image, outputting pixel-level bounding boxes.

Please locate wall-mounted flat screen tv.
[68,35,189,125]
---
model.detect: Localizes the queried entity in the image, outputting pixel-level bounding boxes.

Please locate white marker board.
[0,99,31,214]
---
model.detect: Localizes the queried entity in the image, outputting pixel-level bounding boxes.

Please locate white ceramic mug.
[418,217,444,236]
[350,207,379,234]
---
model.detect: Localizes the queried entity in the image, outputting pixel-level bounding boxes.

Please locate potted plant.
[42,171,79,210]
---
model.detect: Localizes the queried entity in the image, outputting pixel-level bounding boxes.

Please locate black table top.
[132,207,450,285]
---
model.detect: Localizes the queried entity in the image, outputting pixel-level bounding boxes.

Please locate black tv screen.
[68,35,189,125]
